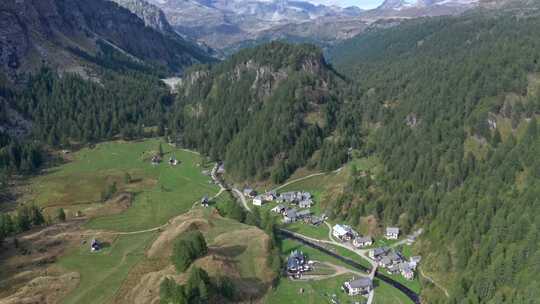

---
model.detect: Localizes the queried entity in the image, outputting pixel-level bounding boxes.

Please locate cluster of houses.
[278,191,314,208]
[331,224,419,280]
[244,189,314,208]
[332,224,373,248]
[342,277,373,297]
[368,247,421,280]
[286,250,312,279]
[243,188,321,225]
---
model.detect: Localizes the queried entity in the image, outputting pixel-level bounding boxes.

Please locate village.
[237,185,422,302]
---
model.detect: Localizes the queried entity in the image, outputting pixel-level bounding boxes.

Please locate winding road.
[210,163,251,211]
[212,163,421,304]
[280,229,421,304]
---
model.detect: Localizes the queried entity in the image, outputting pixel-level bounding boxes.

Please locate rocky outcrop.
[0,0,212,82]
[110,0,176,36]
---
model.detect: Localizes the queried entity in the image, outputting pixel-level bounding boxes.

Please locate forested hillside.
[171,42,343,182]
[327,8,540,303]
[0,68,172,176]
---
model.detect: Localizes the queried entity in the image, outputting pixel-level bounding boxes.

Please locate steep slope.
[109,0,177,36]
[327,6,540,303]
[171,42,343,182]
[0,0,212,83]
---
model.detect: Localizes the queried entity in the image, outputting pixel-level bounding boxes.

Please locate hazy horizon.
[298,0,384,9]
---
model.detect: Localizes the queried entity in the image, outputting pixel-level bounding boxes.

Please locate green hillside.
[171,42,344,183]
[2,3,540,304]
[326,8,540,303]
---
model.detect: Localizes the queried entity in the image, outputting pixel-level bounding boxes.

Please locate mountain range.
[0,0,213,84]
[145,0,480,51]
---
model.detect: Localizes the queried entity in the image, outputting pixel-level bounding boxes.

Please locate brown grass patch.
[0,271,80,304]
[147,214,211,259]
[114,264,176,304]
[0,221,84,295]
[360,215,380,236]
[116,211,275,304]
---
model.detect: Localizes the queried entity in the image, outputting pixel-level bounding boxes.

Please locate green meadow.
[23,139,219,304]
[29,139,218,232]
[58,232,156,304]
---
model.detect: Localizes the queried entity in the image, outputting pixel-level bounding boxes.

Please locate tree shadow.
[210,245,247,258]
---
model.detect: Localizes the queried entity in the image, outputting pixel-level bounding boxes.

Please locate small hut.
[90,239,101,252]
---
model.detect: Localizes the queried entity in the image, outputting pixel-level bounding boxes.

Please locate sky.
[307,0,384,9]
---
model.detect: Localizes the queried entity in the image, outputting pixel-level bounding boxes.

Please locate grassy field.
[373,279,415,304]
[285,221,330,240]
[28,139,218,232]
[280,239,365,272]
[267,276,414,304]
[58,232,156,304]
[266,274,361,304]
[23,139,218,304]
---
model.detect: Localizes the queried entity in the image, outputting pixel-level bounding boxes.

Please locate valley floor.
[0,139,429,304]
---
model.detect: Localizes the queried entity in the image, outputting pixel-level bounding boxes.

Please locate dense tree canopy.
[171,231,208,272]
[171,42,343,182]
[327,9,540,303]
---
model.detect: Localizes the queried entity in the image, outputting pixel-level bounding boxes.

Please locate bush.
[57,208,66,222]
[171,231,208,272]
[215,199,246,223]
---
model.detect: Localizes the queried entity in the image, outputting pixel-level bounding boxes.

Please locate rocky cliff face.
[110,0,177,35]
[0,0,212,83]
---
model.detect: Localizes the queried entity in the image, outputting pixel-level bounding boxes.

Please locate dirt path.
[232,188,251,212]
[296,261,366,281]
[272,172,326,192]
[419,267,450,298]
[388,228,423,249]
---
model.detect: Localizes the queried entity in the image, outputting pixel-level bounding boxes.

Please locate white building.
[342,277,373,296]
[333,224,354,241]
[253,196,264,206]
[385,227,400,240]
[271,204,287,214]
[353,236,373,248]
[243,188,257,198]
[400,263,415,280]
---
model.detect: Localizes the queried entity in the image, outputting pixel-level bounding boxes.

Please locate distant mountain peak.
[377,0,479,11]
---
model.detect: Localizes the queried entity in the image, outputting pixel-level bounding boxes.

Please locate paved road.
[209,163,251,212]
[214,164,419,303]
[323,222,378,277]
[279,229,421,304]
